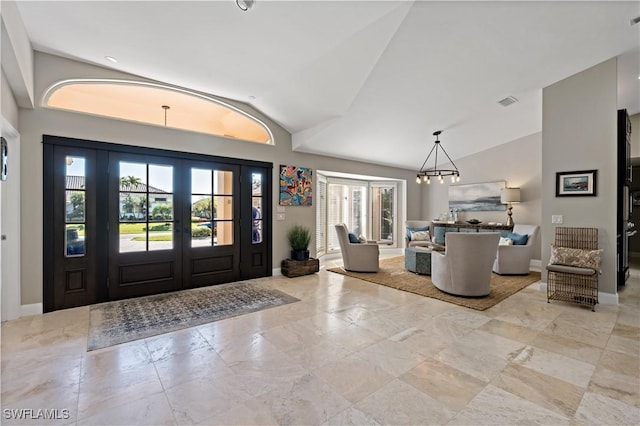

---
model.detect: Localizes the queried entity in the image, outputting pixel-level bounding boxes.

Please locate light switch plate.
[277,206,286,213]
[552,215,563,224]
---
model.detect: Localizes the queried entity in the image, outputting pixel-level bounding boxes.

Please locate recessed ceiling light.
[105,56,118,63]
[236,0,255,12]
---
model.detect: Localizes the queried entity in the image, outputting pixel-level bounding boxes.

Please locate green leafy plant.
[192,226,212,238]
[287,225,311,251]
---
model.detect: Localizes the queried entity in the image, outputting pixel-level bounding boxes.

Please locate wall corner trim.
[20,303,43,317]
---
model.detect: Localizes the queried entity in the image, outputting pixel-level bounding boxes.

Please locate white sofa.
[492,224,539,275]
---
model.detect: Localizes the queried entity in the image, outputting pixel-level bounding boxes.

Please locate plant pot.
[291,250,309,261]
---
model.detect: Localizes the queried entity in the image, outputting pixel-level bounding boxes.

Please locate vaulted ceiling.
[15,1,640,170]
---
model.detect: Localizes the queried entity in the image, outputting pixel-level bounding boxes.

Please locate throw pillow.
[499,237,513,246]
[348,232,360,243]
[410,230,430,241]
[507,232,528,245]
[358,234,367,243]
[406,225,429,241]
[549,244,603,270]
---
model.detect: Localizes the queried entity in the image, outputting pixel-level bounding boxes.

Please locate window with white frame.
[317,174,398,254]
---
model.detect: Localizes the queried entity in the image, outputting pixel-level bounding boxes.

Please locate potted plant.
[287,225,311,261]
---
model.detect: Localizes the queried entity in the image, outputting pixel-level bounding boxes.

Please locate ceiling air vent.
[497,96,518,107]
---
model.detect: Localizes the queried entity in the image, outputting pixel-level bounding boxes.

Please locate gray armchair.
[431,232,500,297]
[334,224,379,272]
[492,224,539,275]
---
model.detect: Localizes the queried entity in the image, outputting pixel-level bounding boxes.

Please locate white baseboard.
[598,291,619,305]
[20,303,43,317]
[538,282,618,305]
[530,259,541,270]
[272,268,282,276]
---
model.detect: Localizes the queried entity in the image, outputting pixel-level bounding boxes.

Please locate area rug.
[328,256,540,311]
[87,282,299,351]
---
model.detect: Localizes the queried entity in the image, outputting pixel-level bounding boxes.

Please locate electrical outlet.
[551,215,563,224]
[276,213,286,221]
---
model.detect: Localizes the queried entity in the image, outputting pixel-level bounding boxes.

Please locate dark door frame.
[43,134,272,312]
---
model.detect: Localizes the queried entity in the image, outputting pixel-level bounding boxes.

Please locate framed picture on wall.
[279,165,312,206]
[555,170,597,197]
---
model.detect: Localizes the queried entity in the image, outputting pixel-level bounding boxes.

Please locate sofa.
[404,220,433,248]
[492,224,540,275]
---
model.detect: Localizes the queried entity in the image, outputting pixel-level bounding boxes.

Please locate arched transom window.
[43,79,273,144]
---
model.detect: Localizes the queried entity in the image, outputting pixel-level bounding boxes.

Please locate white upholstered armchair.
[334,224,379,272]
[431,232,500,297]
[492,224,539,275]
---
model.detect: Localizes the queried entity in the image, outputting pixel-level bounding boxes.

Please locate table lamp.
[501,187,521,227]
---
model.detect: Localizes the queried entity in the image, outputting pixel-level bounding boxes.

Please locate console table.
[432,222,513,245]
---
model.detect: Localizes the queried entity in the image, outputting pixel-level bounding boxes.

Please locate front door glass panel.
[190,168,233,247]
[65,156,86,257]
[119,161,174,252]
[252,173,263,244]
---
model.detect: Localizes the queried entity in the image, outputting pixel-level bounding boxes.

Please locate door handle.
[628,230,637,237]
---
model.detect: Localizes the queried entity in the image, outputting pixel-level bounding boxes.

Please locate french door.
[108,153,184,300]
[44,136,271,312]
[182,160,241,289]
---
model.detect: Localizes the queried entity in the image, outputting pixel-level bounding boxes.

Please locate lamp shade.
[501,187,521,204]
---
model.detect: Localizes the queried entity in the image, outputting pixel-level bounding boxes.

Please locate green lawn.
[120,222,207,237]
[119,223,176,234]
[132,235,172,242]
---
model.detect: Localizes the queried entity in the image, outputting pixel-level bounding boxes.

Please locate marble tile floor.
[1,259,639,425]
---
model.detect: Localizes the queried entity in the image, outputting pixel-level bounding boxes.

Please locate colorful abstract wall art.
[279,165,312,206]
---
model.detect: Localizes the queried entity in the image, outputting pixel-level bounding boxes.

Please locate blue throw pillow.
[348,232,360,243]
[507,232,528,245]
[406,225,429,241]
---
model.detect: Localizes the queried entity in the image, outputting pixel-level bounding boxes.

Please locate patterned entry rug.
[87,282,299,351]
[328,256,541,311]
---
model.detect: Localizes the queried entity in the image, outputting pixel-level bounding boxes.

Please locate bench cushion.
[546,264,596,276]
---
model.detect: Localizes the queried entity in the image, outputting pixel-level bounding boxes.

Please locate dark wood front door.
[107,153,183,300]
[240,165,271,280]
[44,135,272,312]
[182,161,241,288]
[46,146,99,310]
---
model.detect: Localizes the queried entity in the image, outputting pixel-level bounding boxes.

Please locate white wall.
[422,132,542,260]
[0,0,34,107]
[18,52,421,305]
[1,69,18,129]
[1,114,21,321]
[542,58,618,295]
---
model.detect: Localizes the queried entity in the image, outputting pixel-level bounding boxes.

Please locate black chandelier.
[416,130,460,184]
